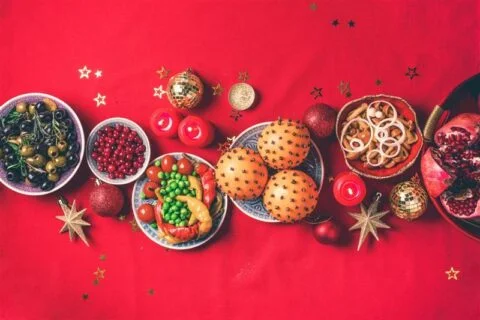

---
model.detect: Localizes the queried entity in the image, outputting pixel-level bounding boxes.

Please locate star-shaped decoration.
[93,267,106,280]
[78,65,91,79]
[99,254,107,261]
[309,2,317,11]
[445,267,460,280]
[238,71,249,82]
[405,67,419,80]
[310,87,323,99]
[130,219,139,232]
[93,279,99,286]
[153,85,167,99]
[156,66,170,79]
[348,20,355,27]
[56,198,90,246]
[331,19,340,27]
[375,79,383,86]
[338,81,351,97]
[118,215,126,221]
[94,70,102,78]
[328,176,335,183]
[212,83,224,96]
[148,288,155,295]
[82,293,89,301]
[93,93,106,107]
[348,192,390,251]
[217,137,235,154]
[230,109,243,121]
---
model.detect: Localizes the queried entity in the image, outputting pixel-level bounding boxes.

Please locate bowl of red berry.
[87,118,151,185]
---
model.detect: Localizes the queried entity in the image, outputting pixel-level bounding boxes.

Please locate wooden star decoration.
[332,19,340,27]
[238,71,249,82]
[99,254,107,261]
[130,219,139,232]
[230,109,242,121]
[153,85,167,99]
[82,293,89,301]
[212,83,224,96]
[56,198,90,246]
[310,87,323,99]
[309,2,317,11]
[94,70,102,78]
[348,20,355,27]
[338,81,351,97]
[405,67,419,80]
[445,267,460,280]
[93,93,106,107]
[348,193,390,251]
[93,267,106,280]
[375,79,383,86]
[217,137,234,154]
[78,65,91,79]
[156,66,170,79]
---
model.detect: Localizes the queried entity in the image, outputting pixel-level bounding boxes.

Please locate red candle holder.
[333,171,367,206]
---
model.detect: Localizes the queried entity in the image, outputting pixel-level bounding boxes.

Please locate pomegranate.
[421,113,480,219]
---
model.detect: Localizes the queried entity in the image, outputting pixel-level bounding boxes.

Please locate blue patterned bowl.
[131,153,228,250]
[230,122,324,223]
[0,93,85,196]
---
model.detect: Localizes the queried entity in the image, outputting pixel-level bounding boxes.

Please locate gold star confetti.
[349,193,390,251]
[82,293,89,300]
[78,65,91,79]
[338,81,351,97]
[93,93,106,107]
[445,267,460,280]
[93,279,99,286]
[56,198,90,246]
[310,87,323,99]
[375,79,382,86]
[94,70,102,78]
[309,3,317,11]
[99,254,107,261]
[130,219,139,232]
[230,109,242,121]
[118,215,126,221]
[238,71,249,82]
[148,288,155,295]
[217,137,235,154]
[93,267,106,280]
[212,83,224,96]
[156,66,170,79]
[405,67,419,80]
[331,19,340,27]
[153,85,167,99]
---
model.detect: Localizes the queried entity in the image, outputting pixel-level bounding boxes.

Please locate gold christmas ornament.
[228,83,255,110]
[166,70,204,109]
[389,175,428,220]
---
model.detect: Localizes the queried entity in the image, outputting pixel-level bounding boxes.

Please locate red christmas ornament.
[89,180,125,217]
[333,171,367,206]
[312,218,342,244]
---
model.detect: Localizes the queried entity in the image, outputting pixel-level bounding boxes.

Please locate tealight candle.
[333,171,367,206]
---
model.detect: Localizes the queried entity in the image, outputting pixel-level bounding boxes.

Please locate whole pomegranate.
[421,113,480,219]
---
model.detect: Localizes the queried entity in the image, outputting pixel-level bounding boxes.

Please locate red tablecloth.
[1,1,479,319]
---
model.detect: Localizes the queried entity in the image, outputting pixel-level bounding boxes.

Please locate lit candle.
[333,171,367,206]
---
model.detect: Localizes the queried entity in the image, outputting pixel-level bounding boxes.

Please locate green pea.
[159,189,165,196]
[171,213,179,220]
[182,188,189,195]
[168,220,175,225]
[140,192,146,199]
[167,191,174,198]
[177,181,184,188]
[174,189,181,195]
[155,160,161,167]
[184,180,190,187]
[192,171,198,177]
[182,175,188,181]
[164,214,171,220]
[180,208,188,215]
[165,197,172,203]
[190,190,196,197]
[170,182,178,189]
[165,172,170,178]
[150,222,158,229]
[172,164,178,171]
[175,218,181,224]
[175,173,181,179]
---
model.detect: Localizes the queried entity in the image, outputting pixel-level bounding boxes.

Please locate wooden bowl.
[336,94,423,180]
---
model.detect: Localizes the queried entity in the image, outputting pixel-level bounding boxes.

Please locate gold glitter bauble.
[166,70,204,109]
[389,180,428,220]
[228,83,255,110]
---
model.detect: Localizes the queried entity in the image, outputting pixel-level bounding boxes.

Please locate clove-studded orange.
[257,119,311,170]
[214,147,269,200]
[263,170,318,222]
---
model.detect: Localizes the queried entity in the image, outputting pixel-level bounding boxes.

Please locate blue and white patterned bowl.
[131,153,228,250]
[0,93,85,196]
[230,122,325,223]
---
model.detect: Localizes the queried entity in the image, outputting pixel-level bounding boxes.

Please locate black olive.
[3,161,12,170]
[66,153,79,166]
[40,180,54,191]
[6,170,21,182]
[27,171,43,186]
[45,137,56,146]
[3,124,19,136]
[54,109,67,120]
[35,144,48,156]
[35,101,46,112]
[67,130,77,143]
[38,112,52,122]
[67,142,80,153]
[63,118,74,130]
[3,144,14,155]
[5,153,16,163]
[19,120,33,132]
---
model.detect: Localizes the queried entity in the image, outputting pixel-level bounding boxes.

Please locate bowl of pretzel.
[336,94,423,179]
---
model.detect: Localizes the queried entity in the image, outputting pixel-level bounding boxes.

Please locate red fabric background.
[1,1,479,319]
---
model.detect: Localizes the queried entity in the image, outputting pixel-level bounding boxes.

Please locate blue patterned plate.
[230,122,324,223]
[131,152,228,250]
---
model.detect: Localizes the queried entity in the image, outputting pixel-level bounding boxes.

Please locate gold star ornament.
[445,267,460,280]
[349,192,390,251]
[212,83,224,96]
[156,66,170,79]
[56,197,90,246]
[93,267,106,280]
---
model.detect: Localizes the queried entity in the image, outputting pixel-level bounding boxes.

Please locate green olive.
[45,161,57,174]
[28,104,36,114]
[54,156,67,167]
[0,149,4,159]
[57,140,68,153]
[19,145,35,157]
[16,102,27,113]
[47,173,59,182]
[43,98,58,112]
[27,154,46,167]
[48,146,60,158]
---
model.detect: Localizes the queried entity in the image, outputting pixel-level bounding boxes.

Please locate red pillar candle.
[333,171,367,206]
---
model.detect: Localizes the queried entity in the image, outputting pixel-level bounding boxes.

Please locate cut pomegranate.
[421,113,480,219]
